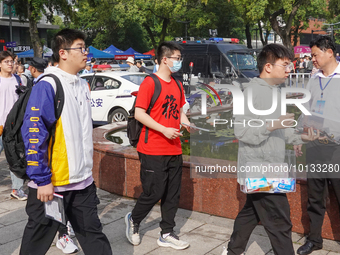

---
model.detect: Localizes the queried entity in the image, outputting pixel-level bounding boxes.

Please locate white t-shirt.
[0,75,20,126]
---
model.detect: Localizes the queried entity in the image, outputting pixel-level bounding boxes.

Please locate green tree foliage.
[13,0,75,57]
[73,1,151,52]
[73,0,247,52]
[185,0,245,41]
[322,0,340,45]
[231,0,327,50]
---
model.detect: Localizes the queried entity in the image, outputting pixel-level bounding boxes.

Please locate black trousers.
[20,182,112,255]
[306,141,340,247]
[227,193,294,255]
[131,153,183,235]
[58,221,68,238]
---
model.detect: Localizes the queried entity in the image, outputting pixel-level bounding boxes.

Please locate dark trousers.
[58,222,68,238]
[20,182,112,255]
[131,153,183,235]
[227,193,294,255]
[306,141,340,247]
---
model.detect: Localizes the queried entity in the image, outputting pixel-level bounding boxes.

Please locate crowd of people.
[79,56,151,74]
[0,29,340,255]
[288,55,321,75]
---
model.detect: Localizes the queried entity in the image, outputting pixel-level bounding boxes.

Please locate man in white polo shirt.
[297,36,340,255]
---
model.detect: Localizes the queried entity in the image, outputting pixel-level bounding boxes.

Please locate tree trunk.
[270,25,294,51]
[265,28,271,44]
[269,6,299,52]
[258,21,266,46]
[292,25,300,47]
[258,21,271,46]
[28,3,42,57]
[159,18,169,44]
[143,23,157,50]
[281,33,293,51]
[245,23,252,48]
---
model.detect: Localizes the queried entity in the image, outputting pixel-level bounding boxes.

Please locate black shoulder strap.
[36,73,64,169]
[148,74,162,114]
[143,74,162,143]
[37,74,64,120]
[171,75,183,100]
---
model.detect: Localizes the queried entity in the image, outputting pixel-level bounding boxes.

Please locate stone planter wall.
[93,123,340,241]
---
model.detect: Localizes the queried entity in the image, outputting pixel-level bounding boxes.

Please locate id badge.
[314,100,325,115]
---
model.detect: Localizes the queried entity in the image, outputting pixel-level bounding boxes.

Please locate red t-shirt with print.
[135,75,185,155]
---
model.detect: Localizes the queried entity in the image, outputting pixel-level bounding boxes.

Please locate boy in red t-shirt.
[125,42,192,250]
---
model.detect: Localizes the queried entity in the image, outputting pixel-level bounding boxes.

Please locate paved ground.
[1,154,340,255]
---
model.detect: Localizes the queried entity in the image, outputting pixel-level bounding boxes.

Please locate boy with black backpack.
[19,28,112,255]
[17,64,33,88]
[125,41,193,250]
[0,50,28,201]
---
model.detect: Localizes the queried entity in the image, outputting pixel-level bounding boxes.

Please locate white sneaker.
[56,234,79,254]
[222,246,245,255]
[157,232,190,250]
[125,212,140,245]
[67,221,75,237]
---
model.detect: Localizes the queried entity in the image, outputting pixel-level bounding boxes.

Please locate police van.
[176,37,259,90]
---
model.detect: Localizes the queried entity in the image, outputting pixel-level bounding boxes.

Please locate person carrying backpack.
[19,28,112,255]
[0,50,28,201]
[23,56,79,254]
[17,64,29,87]
[125,41,193,250]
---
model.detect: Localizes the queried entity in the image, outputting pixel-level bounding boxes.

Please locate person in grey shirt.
[127,56,139,72]
[224,44,319,255]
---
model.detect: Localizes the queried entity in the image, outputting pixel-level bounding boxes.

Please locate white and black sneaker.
[157,232,189,250]
[125,212,140,245]
[56,234,78,254]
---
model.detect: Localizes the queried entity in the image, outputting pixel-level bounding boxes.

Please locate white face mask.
[167,59,182,73]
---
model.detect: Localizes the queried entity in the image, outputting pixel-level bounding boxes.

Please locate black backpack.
[21,73,34,88]
[127,74,182,147]
[2,74,64,179]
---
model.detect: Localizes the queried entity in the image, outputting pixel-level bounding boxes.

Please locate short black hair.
[50,54,57,66]
[156,41,183,64]
[309,35,336,57]
[257,44,294,73]
[51,28,86,62]
[0,50,14,63]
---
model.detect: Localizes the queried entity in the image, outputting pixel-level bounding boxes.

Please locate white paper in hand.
[44,193,66,225]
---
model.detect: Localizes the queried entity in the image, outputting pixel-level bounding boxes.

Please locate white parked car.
[81,71,148,124]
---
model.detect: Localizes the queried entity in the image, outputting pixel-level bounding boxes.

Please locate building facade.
[0,2,59,53]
